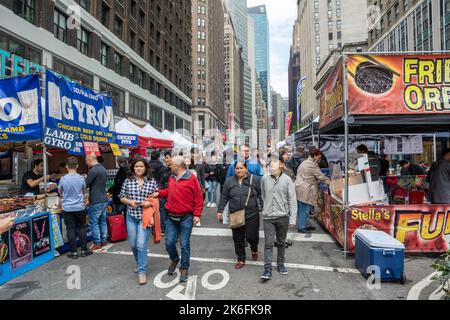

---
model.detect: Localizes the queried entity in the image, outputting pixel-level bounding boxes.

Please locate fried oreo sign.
[345,54,450,115]
[45,70,116,143]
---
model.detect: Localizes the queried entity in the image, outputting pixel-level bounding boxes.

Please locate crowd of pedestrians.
[11,142,447,285]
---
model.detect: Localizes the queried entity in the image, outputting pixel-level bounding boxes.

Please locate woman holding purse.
[217,160,262,269]
[119,158,158,285]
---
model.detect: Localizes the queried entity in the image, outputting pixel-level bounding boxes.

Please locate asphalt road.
[0,204,445,300]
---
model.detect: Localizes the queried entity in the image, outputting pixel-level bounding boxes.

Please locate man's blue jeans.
[165,214,193,270]
[297,201,312,231]
[160,198,168,233]
[88,201,108,245]
[207,180,218,203]
[126,214,151,274]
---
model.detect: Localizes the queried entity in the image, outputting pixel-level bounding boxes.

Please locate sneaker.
[196,220,202,227]
[138,273,147,285]
[234,261,245,269]
[161,231,165,237]
[306,225,316,231]
[89,243,103,251]
[298,229,311,234]
[277,264,288,275]
[67,251,78,259]
[80,250,93,257]
[101,241,109,247]
[251,252,258,261]
[211,203,217,208]
[260,270,272,280]
[207,202,211,207]
[168,260,179,275]
[180,269,189,283]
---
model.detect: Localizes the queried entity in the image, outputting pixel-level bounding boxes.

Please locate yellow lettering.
[351,210,359,220]
[404,58,418,84]
[395,214,421,243]
[421,213,445,240]
[418,60,435,85]
[404,85,423,111]
[424,87,442,111]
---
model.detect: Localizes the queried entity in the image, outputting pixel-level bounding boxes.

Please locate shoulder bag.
[229,175,253,229]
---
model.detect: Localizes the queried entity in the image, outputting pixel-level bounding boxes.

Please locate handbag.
[229,175,253,229]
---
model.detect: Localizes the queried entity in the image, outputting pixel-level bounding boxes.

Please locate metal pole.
[433,133,437,163]
[342,55,349,260]
[41,70,48,211]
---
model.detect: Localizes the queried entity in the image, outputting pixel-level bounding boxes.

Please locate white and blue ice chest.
[355,229,406,284]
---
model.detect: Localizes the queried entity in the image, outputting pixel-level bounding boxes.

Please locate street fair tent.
[317,52,450,255]
[116,119,173,149]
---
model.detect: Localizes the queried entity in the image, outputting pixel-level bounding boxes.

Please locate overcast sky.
[247,0,298,97]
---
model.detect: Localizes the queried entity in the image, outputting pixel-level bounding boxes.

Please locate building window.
[176,117,184,130]
[114,16,123,38]
[314,1,319,10]
[316,34,320,43]
[100,43,108,66]
[53,9,67,43]
[441,0,450,50]
[101,3,110,26]
[129,63,136,83]
[114,52,122,75]
[100,81,124,116]
[165,112,174,131]
[404,0,409,12]
[139,10,145,29]
[77,28,89,55]
[414,0,433,51]
[315,23,319,32]
[328,21,333,31]
[336,8,341,18]
[328,10,332,20]
[129,94,147,120]
[130,0,137,19]
[337,31,342,40]
[53,58,93,87]
[149,104,163,130]
[14,0,35,24]
[336,20,342,30]
[76,0,88,10]
[139,40,145,57]
[129,31,136,49]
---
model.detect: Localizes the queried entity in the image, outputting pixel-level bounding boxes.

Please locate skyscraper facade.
[224,0,252,131]
[248,5,270,112]
[191,0,225,145]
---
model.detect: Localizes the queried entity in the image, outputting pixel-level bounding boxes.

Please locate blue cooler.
[355,229,406,284]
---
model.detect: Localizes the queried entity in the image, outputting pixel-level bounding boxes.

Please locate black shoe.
[81,250,93,257]
[67,251,79,259]
[306,226,316,231]
[298,229,311,234]
[168,260,180,275]
[285,241,293,248]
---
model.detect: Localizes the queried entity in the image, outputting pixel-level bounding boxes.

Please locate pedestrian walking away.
[205,152,220,208]
[58,157,92,259]
[294,147,330,234]
[260,155,297,281]
[108,157,129,216]
[157,156,203,283]
[119,158,159,285]
[217,160,262,269]
[85,154,110,251]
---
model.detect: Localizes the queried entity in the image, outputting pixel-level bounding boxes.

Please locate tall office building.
[191,0,225,145]
[271,90,283,143]
[0,0,193,131]
[248,16,258,147]
[255,80,268,151]
[224,10,243,141]
[368,0,449,53]
[224,0,252,131]
[296,0,367,127]
[248,5,270,112]
[288,18,301,133]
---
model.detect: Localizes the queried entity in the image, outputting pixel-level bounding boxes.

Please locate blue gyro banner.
[45,70,116,144]
[0,75,42,142]
[117,134,138,147]
[43,127,83,154]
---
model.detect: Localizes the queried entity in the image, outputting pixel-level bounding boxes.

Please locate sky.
[247,0,298,98]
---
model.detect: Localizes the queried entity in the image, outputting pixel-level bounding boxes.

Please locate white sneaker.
[196,220,202,227]
[207,202,211,207]
[211,203,217,208]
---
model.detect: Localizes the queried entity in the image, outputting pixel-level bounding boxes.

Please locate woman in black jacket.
[205,153,221,207]
[217,160,262,269]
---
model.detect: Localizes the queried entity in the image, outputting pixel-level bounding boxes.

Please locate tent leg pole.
[343,55,349,260]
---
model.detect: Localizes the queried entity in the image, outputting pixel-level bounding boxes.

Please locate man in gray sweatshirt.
[260,154,297,281]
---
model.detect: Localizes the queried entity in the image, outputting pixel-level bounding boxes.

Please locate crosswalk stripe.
[99,250,360,274]
[190,227,336,243]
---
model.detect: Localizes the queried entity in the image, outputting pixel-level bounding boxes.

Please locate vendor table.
[0,211,54,285]
[317,191,450,253]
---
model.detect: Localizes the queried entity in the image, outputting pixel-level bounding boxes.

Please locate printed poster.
[32,215,51,258]
[10,221,32,270]
[0,230,10,264]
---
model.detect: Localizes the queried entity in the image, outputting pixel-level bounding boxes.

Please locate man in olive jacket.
[260,155,297,280]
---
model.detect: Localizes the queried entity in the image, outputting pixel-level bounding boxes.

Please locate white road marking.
[100,250,360,274]
[407,272,439,300]
[191,227,336,243]
[201,269,230,291]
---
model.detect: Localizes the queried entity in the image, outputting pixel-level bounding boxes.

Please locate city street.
[0,206,443,301]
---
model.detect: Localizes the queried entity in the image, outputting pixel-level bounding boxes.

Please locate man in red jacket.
[156,156,203,283]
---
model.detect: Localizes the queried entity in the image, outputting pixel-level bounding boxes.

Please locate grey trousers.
[263,216,289,271]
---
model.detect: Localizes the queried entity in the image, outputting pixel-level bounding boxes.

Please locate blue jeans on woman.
[207,180,218,203]
[165,214,194,270]
[297,201,312,231]
[126,214,152,274]
[88,202,108,245]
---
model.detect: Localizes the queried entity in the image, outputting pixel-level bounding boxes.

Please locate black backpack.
[288,157,303,176]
